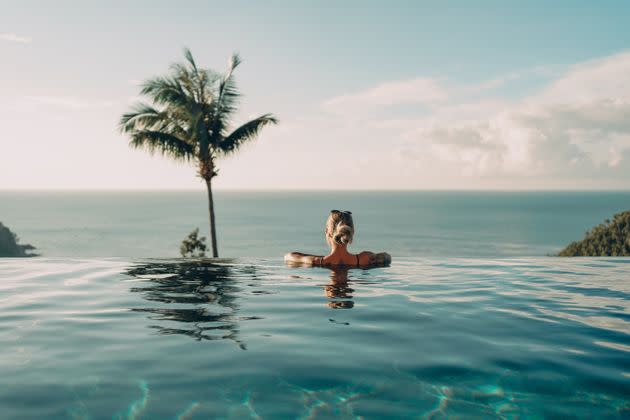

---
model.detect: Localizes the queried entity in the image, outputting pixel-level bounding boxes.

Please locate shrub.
[180,228,208,258]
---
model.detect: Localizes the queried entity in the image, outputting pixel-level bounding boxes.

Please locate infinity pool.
[1,258,629,418]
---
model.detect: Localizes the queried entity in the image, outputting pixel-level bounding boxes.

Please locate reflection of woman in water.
[284,210,391,267]
[325,266,355,309]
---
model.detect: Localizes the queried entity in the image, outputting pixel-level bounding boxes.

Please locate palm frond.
[176,67,200,102]
[219,114,278,154]
[216,77,239,120]
[208,53,243,142]
[198,68,219,105]
[173,49,219,106]
[141,75,196,113]
[120,102,191,140]
[183,48,198,73]
[128,130,196,161]
[119,102,164,132]
[219,54,242,110]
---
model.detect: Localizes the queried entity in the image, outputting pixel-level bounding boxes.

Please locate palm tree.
[120,49,277,257]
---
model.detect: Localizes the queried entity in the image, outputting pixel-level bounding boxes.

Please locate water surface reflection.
[125,260,258,349]
[324,267,355,309]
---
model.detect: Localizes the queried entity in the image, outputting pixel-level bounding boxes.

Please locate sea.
[2,190,629,258]
[1,191,629,418]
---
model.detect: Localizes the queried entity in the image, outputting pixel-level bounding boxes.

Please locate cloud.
[403,97,630,176]
[309,50,630,188]
[323,77,449,113]
[321,67,547,118]
[0,32,31,43]
[531,52,630,105]
[464,66,555,95]
[337,50,630,185]
[321,65,555,115]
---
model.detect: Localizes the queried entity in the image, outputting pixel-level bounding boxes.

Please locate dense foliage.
[120,49,277,257]
[0,222,37,257]
[559,211,630,256]
[180,228,208,258]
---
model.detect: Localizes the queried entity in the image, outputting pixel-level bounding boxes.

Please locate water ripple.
[0,257,629,418]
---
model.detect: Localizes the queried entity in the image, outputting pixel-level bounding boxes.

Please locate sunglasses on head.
[331,210,352,215]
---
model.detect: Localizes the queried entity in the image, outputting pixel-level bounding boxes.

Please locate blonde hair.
[326,210,354,245]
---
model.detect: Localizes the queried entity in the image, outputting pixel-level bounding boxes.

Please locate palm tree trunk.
[205,178,219,257]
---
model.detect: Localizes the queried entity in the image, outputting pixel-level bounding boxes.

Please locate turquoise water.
[1,257,629,418]
[2,191,630,258]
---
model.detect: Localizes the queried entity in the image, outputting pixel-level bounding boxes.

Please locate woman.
[284,210,391,267]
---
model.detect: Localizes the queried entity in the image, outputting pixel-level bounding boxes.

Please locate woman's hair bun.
[326,210,355,246]
[334,224,353,245]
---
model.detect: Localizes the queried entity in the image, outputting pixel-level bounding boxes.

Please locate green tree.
[0,222,37,257]
[559,210,630,256]
[180,228,208,258]
[120,49,277,257]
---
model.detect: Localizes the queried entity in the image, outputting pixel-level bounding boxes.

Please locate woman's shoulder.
[358,251,392,267]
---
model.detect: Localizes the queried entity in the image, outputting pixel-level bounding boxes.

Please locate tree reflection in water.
[125,260,258,349]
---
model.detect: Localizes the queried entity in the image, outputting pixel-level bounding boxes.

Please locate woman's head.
[326,210,354,246]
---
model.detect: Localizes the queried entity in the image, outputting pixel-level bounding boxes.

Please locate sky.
[1,0,630,190]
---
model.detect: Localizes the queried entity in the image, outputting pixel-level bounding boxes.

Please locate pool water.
[1,258,629,418]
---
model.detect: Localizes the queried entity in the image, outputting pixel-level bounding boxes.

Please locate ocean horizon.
[2,190,629,259]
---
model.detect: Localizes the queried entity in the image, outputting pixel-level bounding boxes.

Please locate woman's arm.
[358,251,392,267]
[284,252,321,266]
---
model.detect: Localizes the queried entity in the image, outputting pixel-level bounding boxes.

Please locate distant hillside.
[559,211,630,256]
[0,222,37,257]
